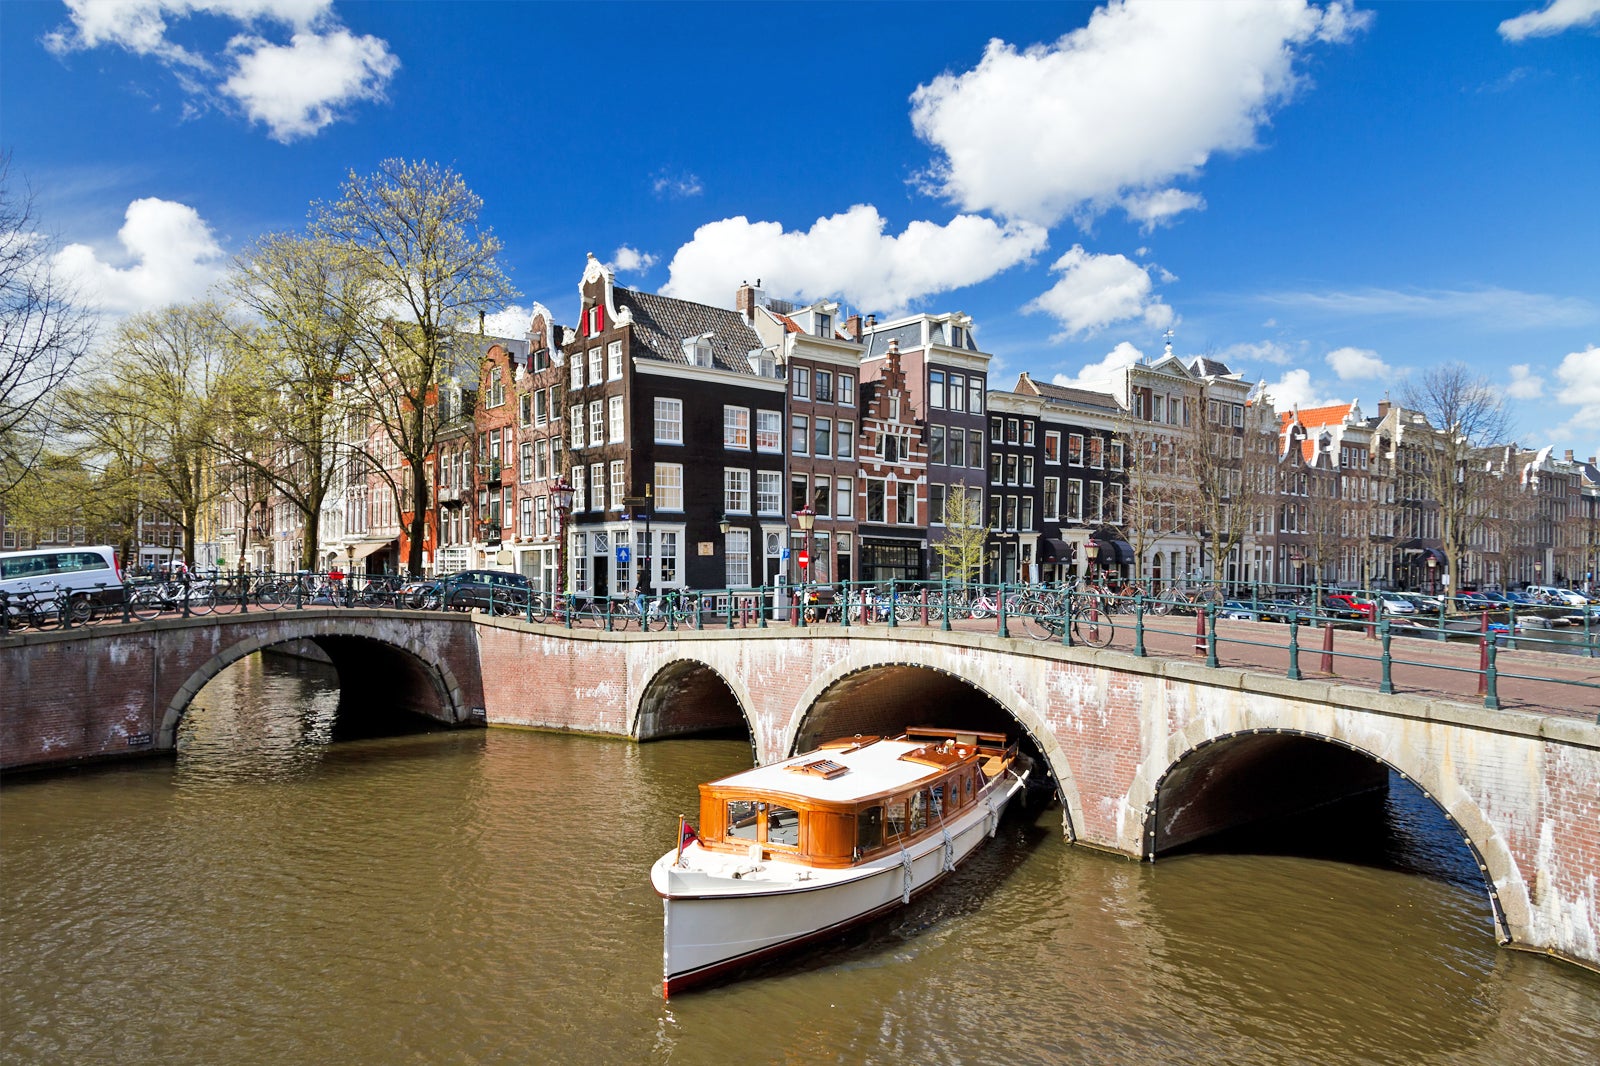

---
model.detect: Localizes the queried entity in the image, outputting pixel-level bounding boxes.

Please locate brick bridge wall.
[0,610,483,766]
[475,621,1600,971]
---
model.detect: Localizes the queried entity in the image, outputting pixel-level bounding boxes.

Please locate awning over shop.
[1089,535,1135,566]
[1038,538,1075,563]
[346,539,397,563]
[1398,541,1447,565]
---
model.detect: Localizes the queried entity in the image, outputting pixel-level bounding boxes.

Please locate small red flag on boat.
[675,815,698,866]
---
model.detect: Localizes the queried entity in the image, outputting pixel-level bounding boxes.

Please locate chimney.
[843,314,862,341]
[1565,449,1575,462]
[1376,400,1390,419]
[735,281,759,323]
[865,313,876,328]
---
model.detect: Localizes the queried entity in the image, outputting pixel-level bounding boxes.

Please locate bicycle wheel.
[1072,593,1115,648]
[254,583,285,610]
[66,593,95,626]
[188,587,215,615]
[645,605,667,632]
[1022,601,1062,641]
[131,589,164,621]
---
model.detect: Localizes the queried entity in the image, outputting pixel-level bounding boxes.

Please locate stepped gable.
[613,287,763,375]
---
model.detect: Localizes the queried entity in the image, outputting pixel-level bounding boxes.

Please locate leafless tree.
[0,154,97,498]
[1402,364,1512,587]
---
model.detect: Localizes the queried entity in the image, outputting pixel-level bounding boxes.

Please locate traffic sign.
[616,545,631,564]
[798,550,809,569]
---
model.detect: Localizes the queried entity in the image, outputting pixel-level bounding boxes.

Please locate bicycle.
[1,587,69,631]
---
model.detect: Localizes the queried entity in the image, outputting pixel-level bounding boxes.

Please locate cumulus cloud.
[1024,245,1173,338]
[908,0,1369,228]
[1052,340,1145,389]
[651,170,704,199]
[1499,0,1600,41]
[1260,368,1341,412]
[1325,346,1391,380]
[607,245,657,275]
[44,0,396,142]
[53,198,227,314]
[1506,363,1545,399]
[481,306,532,340]
[659,205,1047,311]
[224,29,399,142]
[1553,344,1600,448]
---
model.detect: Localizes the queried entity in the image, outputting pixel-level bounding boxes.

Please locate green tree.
[933,480,989,584]
[316,159,517,573]
[64,301,239,566]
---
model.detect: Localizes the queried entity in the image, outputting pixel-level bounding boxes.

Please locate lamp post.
[1427,554,1437,596]
[1085,539,1101,581]
[796,504,815,621]
[553,474,574,611]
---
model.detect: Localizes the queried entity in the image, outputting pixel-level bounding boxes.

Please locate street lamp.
[1085,539,1101,579]
[796,504,815,620]
[1426,554,1437,596]
[553,474,574,609]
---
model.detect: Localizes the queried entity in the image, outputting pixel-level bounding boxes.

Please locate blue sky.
[4,1,1597,458]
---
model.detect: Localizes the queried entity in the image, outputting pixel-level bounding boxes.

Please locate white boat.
[650,727,1030,997]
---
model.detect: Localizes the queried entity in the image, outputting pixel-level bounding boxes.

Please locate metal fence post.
[1379,619,1394,694]
[182,572,192,619]
[1060,590,1074,648]
[940,580,951,632]
[1287,612,1302,680]
[1133,593,1146,657]
[996,582,1009,639]
[759,585,767,629]
[888,580,899,629]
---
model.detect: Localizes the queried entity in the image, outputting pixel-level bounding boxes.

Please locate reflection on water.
[3,652,1597,1064]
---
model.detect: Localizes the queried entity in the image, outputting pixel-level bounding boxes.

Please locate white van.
[1526,585,1588,607]
[0,545,127,610]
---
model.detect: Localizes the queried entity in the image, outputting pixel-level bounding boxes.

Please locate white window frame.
[655,463,684,511]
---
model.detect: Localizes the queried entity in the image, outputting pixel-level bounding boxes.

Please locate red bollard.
[1193,608,1207,655]
[1320,622,1334,675]
[920,588,929,627]
[1477,611,1490,696]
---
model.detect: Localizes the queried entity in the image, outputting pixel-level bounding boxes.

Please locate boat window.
[909,790,928,832]
[884,799,907,841]
[856,806,884,852]
[766,804,800,847]
[930,785,945,820]
[727,800,761,841]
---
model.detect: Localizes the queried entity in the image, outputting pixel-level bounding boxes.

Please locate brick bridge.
[3,613,1596,970]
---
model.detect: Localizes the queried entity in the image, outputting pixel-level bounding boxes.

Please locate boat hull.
[652,766,1027,997]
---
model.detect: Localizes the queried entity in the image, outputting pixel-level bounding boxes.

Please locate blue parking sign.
[616,545,630,564]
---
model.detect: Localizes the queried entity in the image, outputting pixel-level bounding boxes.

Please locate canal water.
[3,654,1597,1065]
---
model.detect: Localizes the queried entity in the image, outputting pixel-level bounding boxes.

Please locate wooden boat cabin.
[695,728,1020,868]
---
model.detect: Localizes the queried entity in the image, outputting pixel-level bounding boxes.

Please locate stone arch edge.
[780,643,1086,845]
[156,620,471,748]
[627,651,757,742]
[1125,713,1523,948]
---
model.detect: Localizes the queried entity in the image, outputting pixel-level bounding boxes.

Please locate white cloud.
[1024,245,1173,338]
[1052,340,1145,388]
[44,1,395,142]
[481,306,531,340]
[1499,0,1600,42]
[1553,342,1600,423]
[607,245,657,275]
[1217,339,1298,367]
[651,170,704,199]
[1260,368,1341,412]
[660,205,1047,312]
[1325,346,1391,380]
[1256,284,1598,329]
[1506,363,1545,399]
[53,198,226,314]
[224,30,399,142]
[908,0,1369,228]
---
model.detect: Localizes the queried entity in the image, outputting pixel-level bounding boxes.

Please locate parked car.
[1320,593,1369,620]
[1355,592,1415,615]
[1394,591,1444,614]
[441,569,532,614]
[1526,586,1588,608]
[399,577,445,609]
[1221,599,1261,621]
[1258,598,1306,623]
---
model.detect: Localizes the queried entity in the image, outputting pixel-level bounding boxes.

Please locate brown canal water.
[3,653,1597,1065]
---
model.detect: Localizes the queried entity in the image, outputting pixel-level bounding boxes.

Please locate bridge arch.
[158,622,473,749]
[1134,726,1516,945]
[631,657,752,741]
[782,649,1084,842]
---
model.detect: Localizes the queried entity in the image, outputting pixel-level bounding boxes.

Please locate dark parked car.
[441,569,531,614]
[1320,593,1370,620]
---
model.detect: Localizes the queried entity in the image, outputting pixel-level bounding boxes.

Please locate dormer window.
[949,325,966,348]
[682,333,715,368]
[815,312,832,338]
